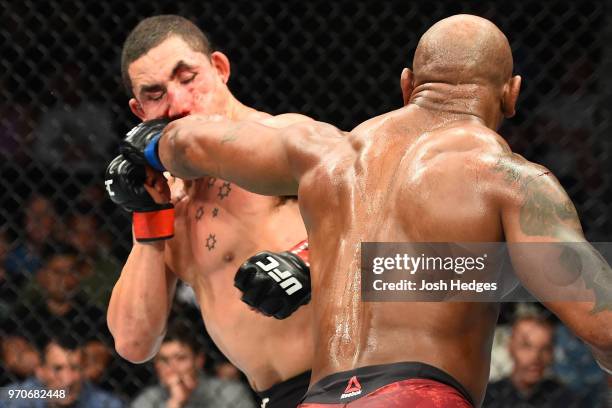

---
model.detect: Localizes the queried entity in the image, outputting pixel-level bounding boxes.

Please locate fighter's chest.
[169,177,274,278]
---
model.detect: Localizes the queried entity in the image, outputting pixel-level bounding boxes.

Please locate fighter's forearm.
[158,120,215,180]
[108,242,177,363]
[545,242,612,343]
[157,116,300,196]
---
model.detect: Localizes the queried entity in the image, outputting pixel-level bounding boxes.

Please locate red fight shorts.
[298,362,474,408]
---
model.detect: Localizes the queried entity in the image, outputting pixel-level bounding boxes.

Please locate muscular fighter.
[105,15,314,407]
[123,14,612,407]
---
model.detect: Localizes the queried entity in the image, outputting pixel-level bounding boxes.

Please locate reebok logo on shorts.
[340,376,362,399]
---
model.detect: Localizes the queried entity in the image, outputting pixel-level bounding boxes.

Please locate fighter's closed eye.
[147,91,165,101]
[179,72,197,84]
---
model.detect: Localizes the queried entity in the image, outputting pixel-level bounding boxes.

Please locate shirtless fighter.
[119,14,612,407]
[105,16,314,408]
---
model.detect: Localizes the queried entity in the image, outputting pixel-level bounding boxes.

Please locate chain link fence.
[1,0,610,406]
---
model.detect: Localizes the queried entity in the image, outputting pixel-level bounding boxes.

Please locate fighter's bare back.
[299,107,511,404]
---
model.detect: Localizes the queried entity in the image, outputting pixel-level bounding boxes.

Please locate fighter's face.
[128,36,230,121]
[509,320,554,386]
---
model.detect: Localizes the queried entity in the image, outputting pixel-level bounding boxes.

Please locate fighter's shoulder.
[428,124,508,156]
[424,125,556,192]
[483,152,564,207]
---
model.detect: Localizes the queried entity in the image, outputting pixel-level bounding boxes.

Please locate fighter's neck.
[407,83,500,129]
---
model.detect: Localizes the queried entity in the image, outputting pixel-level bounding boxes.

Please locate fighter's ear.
[210,51,231,84]
[129,98,146,121]
[400,68,415,106]
[502,75,521,118]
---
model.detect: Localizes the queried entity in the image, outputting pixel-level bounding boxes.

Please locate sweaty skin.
[157,15,612,406]
[107,34,313,391]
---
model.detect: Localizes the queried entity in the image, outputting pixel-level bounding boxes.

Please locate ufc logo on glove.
[256,256,303,295]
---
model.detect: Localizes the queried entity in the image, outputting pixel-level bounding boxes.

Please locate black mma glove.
[235,241,311,319]
[105,155,174,242]
[119,118,169,172]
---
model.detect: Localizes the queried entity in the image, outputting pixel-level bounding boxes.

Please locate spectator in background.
[484,314,580,407]
[83,340,113,385]
[131,322,256,408]
[0,78,32,165]
[3,242,109,350]
[215,360,242,382]
[4,194,58,289]
[32,63,115,174]
[1,335,123,408]
[66,205,120,309]
[0,335,40,386]
[552,324,610,407]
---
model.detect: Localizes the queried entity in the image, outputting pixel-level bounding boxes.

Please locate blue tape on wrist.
[144,133,166,172]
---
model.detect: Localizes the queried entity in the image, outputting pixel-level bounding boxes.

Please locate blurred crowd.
[0,195,610,407]
[0,194,258,407]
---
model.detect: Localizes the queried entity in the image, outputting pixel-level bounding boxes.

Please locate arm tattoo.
[221,123,247,144]
[495,158,610,312]
[559,245,612,313]
[493,157,580,238]
[584,246,612,313]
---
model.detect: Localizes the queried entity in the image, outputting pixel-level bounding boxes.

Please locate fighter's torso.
[299,106,509,404]
[164,176,312,391]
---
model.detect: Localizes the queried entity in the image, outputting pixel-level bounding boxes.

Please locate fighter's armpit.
[492,155,582,239]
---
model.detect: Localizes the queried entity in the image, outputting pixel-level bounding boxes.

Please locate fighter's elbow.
[108,318,159,363]
[113,336,157,364]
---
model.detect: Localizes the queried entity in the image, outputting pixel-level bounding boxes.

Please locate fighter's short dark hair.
[121,15,212,95]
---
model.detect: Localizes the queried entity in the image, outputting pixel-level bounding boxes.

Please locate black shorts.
[256,371,311,408]
[299,362,474,407]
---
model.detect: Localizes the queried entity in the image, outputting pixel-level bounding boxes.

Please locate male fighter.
[105,15,314,407]
[122,14,612,407]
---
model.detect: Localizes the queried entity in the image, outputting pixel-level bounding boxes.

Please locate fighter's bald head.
[413,15,513,87]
